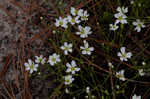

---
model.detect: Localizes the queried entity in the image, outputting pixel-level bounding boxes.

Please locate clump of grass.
[1,0,150,99]
[24,0,150,98]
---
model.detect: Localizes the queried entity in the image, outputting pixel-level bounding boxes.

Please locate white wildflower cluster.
[24,53,62,74]
[55,7,92,38]
[115,47,132,81]
[58,7,94,85]
[51,7,93,86]
[70,7,89,21]
[57,7,94,56]
[110,6,146,32]
[76,25,92,38]
[85,87,96,99]
[55,7,89,29]
[23,4,147,98]
[24,55,46,74]
[59,7,91,85]
[116,46,145,83]
[114,6,128,24]
[64,60,80,85]
[110,6,128,31]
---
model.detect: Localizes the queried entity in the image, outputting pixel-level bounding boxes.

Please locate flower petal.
[126,52,132,58]
[120,47,125,53]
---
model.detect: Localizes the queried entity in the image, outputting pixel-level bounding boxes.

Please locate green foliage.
[30,0,150,98]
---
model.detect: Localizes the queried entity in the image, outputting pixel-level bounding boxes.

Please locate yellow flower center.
[113,25,116,28]
[71,67,75,71]
[40,58,42,62]
[138,24,142,27]
[52,58,56,62]
[65,47,69,51]
[122,53,126,58]
[74,10,78,15]
[72,18,75,23]
[66,79,70,83]
[119,74,123,78]
[81,16,87,20]
[118,16,123,21]
[85,48,89,52]
[59,21,63,25]
[30,64,34,69]
[117,74,123,79]
[80,28,85,34]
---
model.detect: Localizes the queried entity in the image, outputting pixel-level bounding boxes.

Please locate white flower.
[24,59,39,74]
[142,61,146,65]
[73,97,76,99]
[48,53,61,66]
[66,60,80,74]
[55,17,68,28]
[138,69,145,76]
[65,88,69,94]
[85,96,89,99]
[78,10,89,21]
[67,15,81,25]
[60,42,73,55]
[108,62,114,68]
[85,95,95,99]
[109,23,119,31]
[52,30,56,34]
[116,6,128,14]
[91,96,96,99]
[114,6,128,24]
[38,72,41,75]
[76,25,92,38]
[86,86,90,93]
[116,70,125,81]
[70,7,78,16]
[132,19,145,32]
[114,13,128,24]
[117,47,132,61]
[35,55,46,65]
[132,94,141,99]
[77,9,84,16]
[80,40,94,55]
[86,95,95,99]
[64,75,74,85]
[116,85,120,89]
[138,3,141,7]
[130,0,134,4]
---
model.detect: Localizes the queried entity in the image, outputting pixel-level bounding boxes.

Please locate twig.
[0,5,16,23]
[0,53,13,78]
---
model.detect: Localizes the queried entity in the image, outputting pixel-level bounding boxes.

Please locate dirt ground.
[0,0,59,98]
